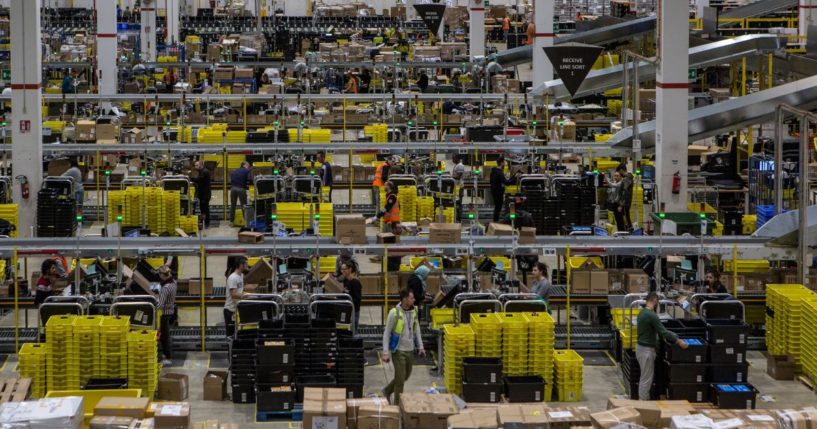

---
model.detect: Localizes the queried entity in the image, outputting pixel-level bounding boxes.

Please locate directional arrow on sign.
[414,4,447,35]
[544,43,604,98]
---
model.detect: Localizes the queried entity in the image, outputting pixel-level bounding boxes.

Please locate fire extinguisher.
[16,175,28,199]
[672,172,681,194]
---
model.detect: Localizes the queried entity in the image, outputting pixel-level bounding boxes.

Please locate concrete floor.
[2,349,815,427]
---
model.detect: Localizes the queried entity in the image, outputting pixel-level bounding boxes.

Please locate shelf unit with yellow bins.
[766,284,815,373]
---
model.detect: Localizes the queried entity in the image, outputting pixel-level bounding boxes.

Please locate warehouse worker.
[490,156,519,222]
[224,256,249,338]
[340,260,362,335]
[705,269,728,294]
[317,152,333,202]
[190,161,212,228]
[376,180,401,234]
[608,171,627,231]
[344,72,359,94]
[502,16,511,38]
[382,288,426,406]
[525,20,535,45]
[616,163,634,230]
[530,262,552,312]
[62,69,79,94]
[229,161,252,225]
[63,158,84,207]
[34,259,61,306]
[636,292,688,400]
[406,263,431,310]
[372,159,393,188]
[154,265,177,366]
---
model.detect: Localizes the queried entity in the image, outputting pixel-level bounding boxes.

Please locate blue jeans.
[75,189,84,207]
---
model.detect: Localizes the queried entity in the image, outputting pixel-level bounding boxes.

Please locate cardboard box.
[702,410,776,429]
[359,274,382,295]
[608,270,625,292]
[624,269,650,293]
[387,273,399,294]
[96,123,119,141]
[322,273,345,294]
[347,398,389,429]
[303,388,347,429]
[188,278,214,295]
[486,222,513,236]
[497,404,548,429]
[238,231,264,244]
[95,397,150,419]
[447,409,498,429]
[203,370,228,401]
[154,402,190,429]
[606,398,694,429]
[89,416,135,429]
[158,373,189,401]
[234,68,253,79]
[244,259,273,287]
[133,418,155,428]
[76,120,96,141]
[214,66,234,81]
[377,233,398,244]
[767,355,795,380]
[545,406,592,429]
[519,227,536,245]
[429,223,461,244]
[335,214,367,245]
[571,269,592,294]
[426,272,443,297]
[591,406,642,428]
[191,421,219,429]
[401,393,458,429]
[357,405,400,429]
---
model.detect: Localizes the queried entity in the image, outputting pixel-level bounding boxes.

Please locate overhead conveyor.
[607,73,817,148]
[529,34,782,100]
[719,0,798,20]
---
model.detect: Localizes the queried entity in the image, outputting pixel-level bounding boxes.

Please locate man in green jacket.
[382,289,426,405]
[636,292,688,400]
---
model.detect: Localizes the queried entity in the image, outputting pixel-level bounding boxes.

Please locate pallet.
[256,405,303,423]
[797,375,816,392]
[0,377,31,404]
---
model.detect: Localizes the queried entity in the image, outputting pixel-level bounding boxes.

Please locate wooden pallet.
[798,375,816,392]
[0,377,31,404]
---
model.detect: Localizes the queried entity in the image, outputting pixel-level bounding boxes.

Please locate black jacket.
[344,278,362,311]
[320,162,333,187]
[406,274,425,306]
[191,168,212,196]
[619,172,634,207]
[490,166,514,197]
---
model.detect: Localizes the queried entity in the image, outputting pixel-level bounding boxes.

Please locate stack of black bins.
[620,349,640,399]
[663,337,710,403]
[336,335,365,399]
[37,188,77,237]
[230,336,258,404]
[255,339,296,412]
[706,319,753,407]
[461,357,503,403]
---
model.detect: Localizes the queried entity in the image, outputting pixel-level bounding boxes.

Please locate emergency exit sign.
[688,69,697,81]
[1,70,9,80]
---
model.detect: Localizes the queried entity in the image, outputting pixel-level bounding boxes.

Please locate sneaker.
[161,359,173,366]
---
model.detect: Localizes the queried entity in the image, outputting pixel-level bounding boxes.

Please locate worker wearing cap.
[636,292,688,400]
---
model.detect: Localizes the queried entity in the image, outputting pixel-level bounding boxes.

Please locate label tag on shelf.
[541,247,557,256]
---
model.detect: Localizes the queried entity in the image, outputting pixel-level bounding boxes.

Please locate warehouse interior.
[2,0,817,428]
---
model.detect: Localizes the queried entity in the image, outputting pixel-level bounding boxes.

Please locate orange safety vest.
[383,194,400,224]
[502,17,510,31]
[373,164,386,187]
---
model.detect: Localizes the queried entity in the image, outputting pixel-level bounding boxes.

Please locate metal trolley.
[161,175,193,215]
[110,295,158,330]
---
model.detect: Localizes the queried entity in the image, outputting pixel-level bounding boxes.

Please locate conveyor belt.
[719,0,798,19]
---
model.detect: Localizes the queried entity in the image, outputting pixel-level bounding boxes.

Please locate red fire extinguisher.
[16,175,28,199]
[672,172,681,194]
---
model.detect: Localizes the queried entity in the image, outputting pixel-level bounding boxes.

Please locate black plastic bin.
[706,320,749,345]
[678,319,709,337]
[81,378,128,390]
[257,384,296,411]
[462,381,503,403]
[708,363,749,383]
[295,374,337,402]
[711,383,757,409]
[503,376,546,403]
[257,340,295,365]
[666,383,709,403]
[463,357,503,384]
[256,364,295,384]
[664,362,708,384]
[709,344,747,364]
[231,383,256,404]
[664,337,708,363]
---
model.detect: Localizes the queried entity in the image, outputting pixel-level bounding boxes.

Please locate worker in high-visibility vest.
[381,288,425,405]
[375,180,400,234]
[372,159,394,188]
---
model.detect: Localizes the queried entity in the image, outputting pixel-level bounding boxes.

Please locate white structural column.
[655,0,689,212]
[141,0,157,61]
[167,0,181,46]
[97,0,117,97]
[469,0,486,60]
[10,0,43,237]
[800,0,817,39]
[533,0,554,85]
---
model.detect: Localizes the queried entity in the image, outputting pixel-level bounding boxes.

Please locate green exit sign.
[688,69,697,81]
[1,70,9,80]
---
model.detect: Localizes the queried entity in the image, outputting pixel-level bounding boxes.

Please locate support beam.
[167,0,181,46]
[141,0,157,61]
[533,0,554,85]
[655,0,689,212]
[469,1,486,60]
[10,0,43,238]
[696,0,709,19]
[97,0,117,97]
[800,0,817,39]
